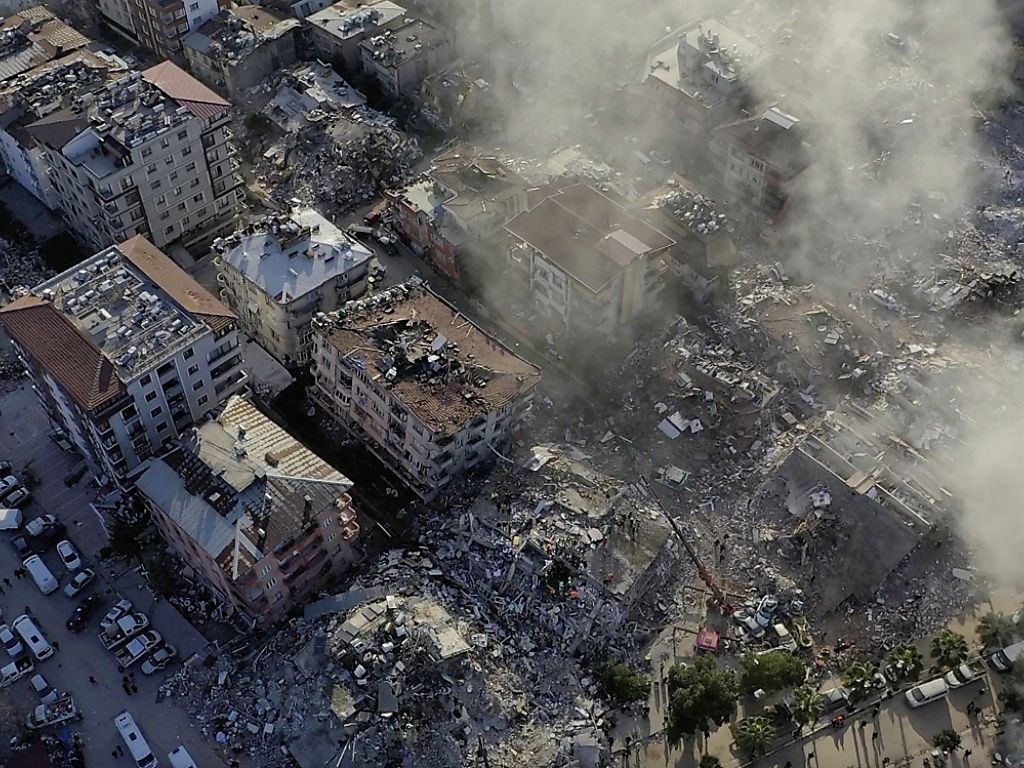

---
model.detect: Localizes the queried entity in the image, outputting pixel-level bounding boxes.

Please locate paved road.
[0,381,229,767]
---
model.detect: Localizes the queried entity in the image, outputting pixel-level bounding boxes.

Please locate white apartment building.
[26,61,244,254]
[98,0,225,58]
[310,279,541,500]
[0,236,247,484]
[214,208,373,366]
[307,0,407,71]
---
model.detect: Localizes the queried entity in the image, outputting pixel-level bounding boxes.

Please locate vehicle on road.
[12,615,54,661]
[66,594,102,632]
[100,612,150,650]
[56,540,82,571]
[24,514,57,537]
[2,486,30,508]
[63,568,95,598]
[141,644,178,675]
[114,710,158,768]
[0,655,33,687]
[905,678,949,707]
[27,695,81,729]
[168,745,198,768]
[29,673,58,705]
[100,598,133,631]
[115,630,162,671]
[945,660,986,688]
[992,641,1024,671]
[0,623,24,658]
[10,535,31,558]
[23,554,58,594]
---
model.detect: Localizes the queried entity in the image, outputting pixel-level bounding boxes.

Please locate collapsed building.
[0,6,89,83]
[310,278,541,499]
[263,61,366,132]
[418,60,498,134]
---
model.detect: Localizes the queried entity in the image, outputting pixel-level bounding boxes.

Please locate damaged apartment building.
[505,184,676,337]
[387,143,531,280]
[0,6,89,82]
[307,0,408,72]
[213,207,373,366]
[25,61,244,254]
[183,5,300,101]
[310,279,541,499]
[134,395,362,625]
[97,0,223,58]
[359,17,451,96]
[0,236,246,484]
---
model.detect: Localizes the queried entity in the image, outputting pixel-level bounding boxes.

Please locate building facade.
[307,0,407,72]
[310,279,540,499]
[26,62,244,254]
[359,18,450,95]
[135,395,361,625]
[0,236,246,484]
[98,0,225,58]
[214,208,373,366]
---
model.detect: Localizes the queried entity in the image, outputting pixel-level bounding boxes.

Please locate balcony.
[208,342,240,367]
[214,369,247,397]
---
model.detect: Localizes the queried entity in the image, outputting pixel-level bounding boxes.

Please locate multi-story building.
[263,61,366,132]
[183,6,300,101]
[710,106,812,223]
[0,235,247,484]
[310,279,540,499]
[25,61,244,254]
[98,0,225,59]
[307,0,406,72]
[640,19,762,149]
[419,60,497,134]
[213,208,373,366]
[359,18,450,96]
[0,50,122,209]
[134,394,361,625]
[388,143,530,280]
[0,6,89,82]
[505,184,676,335]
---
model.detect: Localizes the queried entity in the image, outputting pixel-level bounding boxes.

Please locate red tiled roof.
[0,294,125,412]
[142,60,230,118]
[118,236,236,334]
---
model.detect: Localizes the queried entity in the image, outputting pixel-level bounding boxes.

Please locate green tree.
[733,716,776,756]
[930,630,969,670]
[699,756,723,768]
[738,651,807,694]
[932,728,962,752]
[790,685,826,729]
[977,612,1015,650]
[885,645,924,683]
[843,661,881,703]
[105,501,151,563]
[598,662,650,708]
[998,661,1024,712]
[666,656,739,740]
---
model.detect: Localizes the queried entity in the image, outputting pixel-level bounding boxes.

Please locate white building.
[25,61,244,254]
[310,279,541,499]
[307,0,407,72]
[0,236,247,484]
[214,208,373,366]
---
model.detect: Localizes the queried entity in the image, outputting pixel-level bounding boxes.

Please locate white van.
[114,711,158,768]
[905,677,949,708]
[167,746,197,768]
[23,555,58,595]
[990,640,1024,672]
[11,615,54,662]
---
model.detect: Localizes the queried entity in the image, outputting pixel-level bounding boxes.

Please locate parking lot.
[0,381,230,766]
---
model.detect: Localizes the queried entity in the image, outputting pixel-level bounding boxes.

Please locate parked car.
[29,673,58,705]
[0,655,33,688]
[115,630,162,672]
[99,612,150,650]
[0,460,12,475]
[1,487,30,508]
[10,535,31,558]
[56,540,82,571]
[28,523,67,554]
[140,644,178,675]
[991,640,1024,672]
[66,594,102,632]
[100,599,133,632]
[63,461,87,487]
[905,678,949,708]
[945,660,986,688]
[24,514,57,537]
[0,623,24,658]
[63,568,95,599]
[0,475,19,497]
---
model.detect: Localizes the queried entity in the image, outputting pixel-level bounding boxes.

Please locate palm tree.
[843,661,880,702]
[790,685,826,730]
[930,630,969,670]
[977,612,1015,650]
[886,645,924,683]
[734,716,776,757]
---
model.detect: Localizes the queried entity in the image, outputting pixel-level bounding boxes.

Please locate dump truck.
[26,695,81,729]
[99,612,149,650]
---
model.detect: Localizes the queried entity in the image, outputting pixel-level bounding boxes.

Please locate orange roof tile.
[142,60,230,118]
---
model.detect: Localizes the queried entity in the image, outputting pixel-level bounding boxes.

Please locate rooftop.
[214,208,373,304]
[185,6,299,66]
[360,18,446,69]
[421,60,493,117]
[264,62,365,132]
[506,184,675,292]
[0,7,90,83]
[715,106,812,178]
[313,279,540,436]
[135,395,356,580]
[307,0,406,42]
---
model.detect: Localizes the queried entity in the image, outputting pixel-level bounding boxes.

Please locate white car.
[0,475,18,496]
[140,644,178,675]
[0,623,23,658]
[29,673,58,705]
[63,568,95,598]
[56,540,82,571]
[100,599,133,632]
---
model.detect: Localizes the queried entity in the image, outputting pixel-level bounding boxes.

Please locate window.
[192,379,204,392]
[155,194,166,206]
[141,147,152,158]
[173,186,182,197]
[150,179,162,190]
[192,192,204,203]
[146,164,157,174]
[185,162,196,172]
[183,348,194,360]
[170,171,178,182]
[140,374,152,386]
[160,138,170,149]
[165,224,174,235]
[156,421,169,432]
[144,391,158,403]
[197,394,208,406]
[190,177,200,188]
[159,211,170,221]
[188,364,200,376]
[272,592,285,604]
[258,564,272,577]
[182,146,192,157]
[150,406,163,417]
[177,130,188,140]
[178,202,187,211]
[189,1,199,8]
[265,578,278,589]
[164,155,174,166]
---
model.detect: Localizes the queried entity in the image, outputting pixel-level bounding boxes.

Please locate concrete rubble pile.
[660,185,730,236]
[0,235,54,295]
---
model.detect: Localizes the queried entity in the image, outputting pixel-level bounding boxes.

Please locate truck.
[0,655,33,688]
[115,630,162,672]
[99,612,149,650]
[26,695,81,729]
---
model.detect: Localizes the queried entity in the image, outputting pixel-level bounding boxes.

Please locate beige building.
[307,0,406,72]
[26,61,244,254]
[505,185,676,335]
[360,18,451,96]
[135,395,362,625]
[310,279,541,499]
[214,208,374,366]
[98,0,225,58]
[0,236,246,484]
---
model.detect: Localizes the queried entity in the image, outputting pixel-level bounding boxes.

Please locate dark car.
[11,535,31,558]
[29,522,67,553]
[66,594,102,632]
[63,461,87,487]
